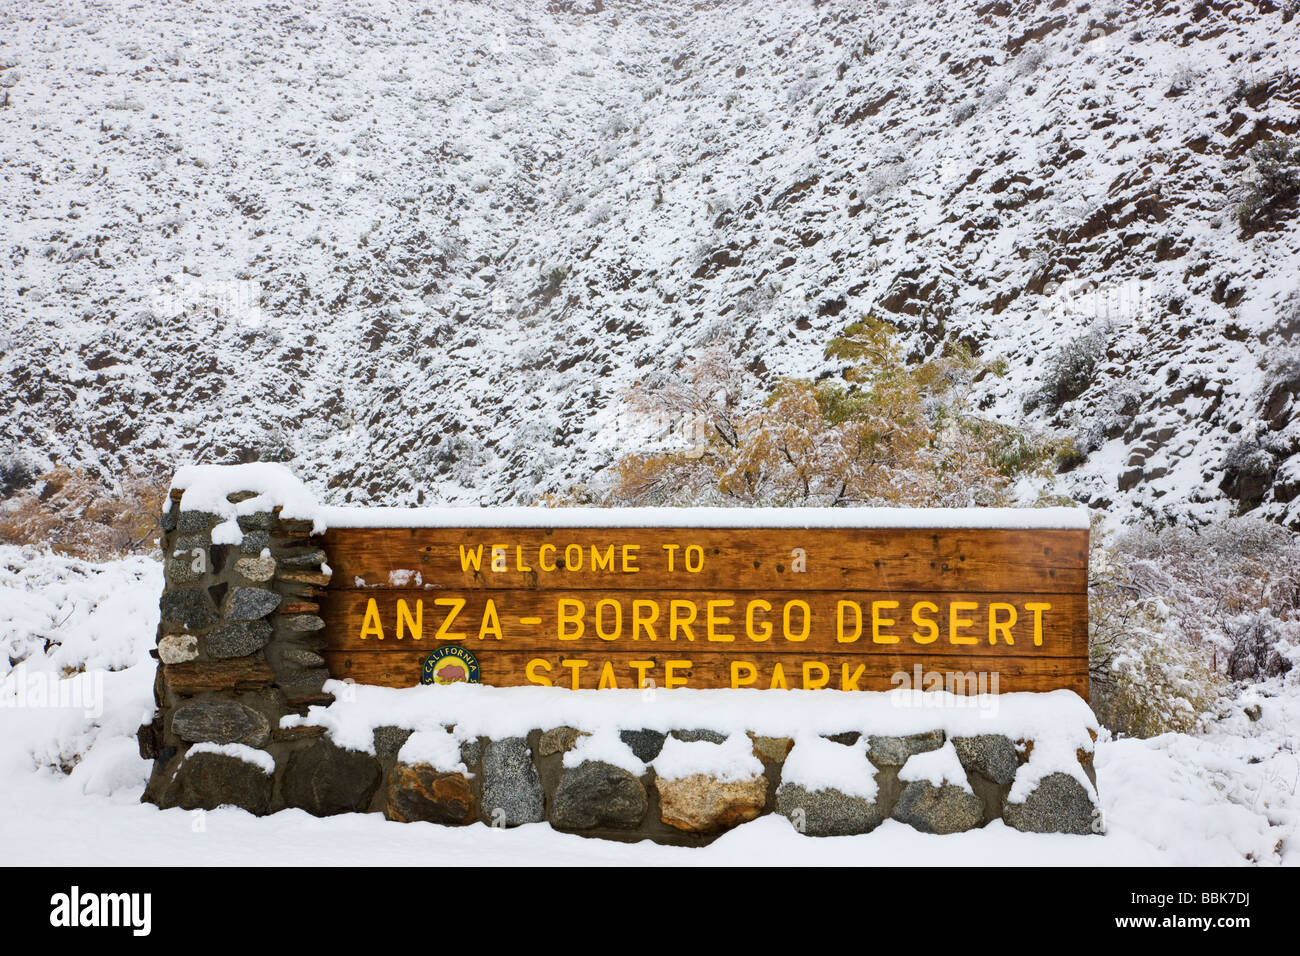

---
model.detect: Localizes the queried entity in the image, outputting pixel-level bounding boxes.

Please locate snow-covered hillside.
[3,0,1299,523]
[1,543,1296,865]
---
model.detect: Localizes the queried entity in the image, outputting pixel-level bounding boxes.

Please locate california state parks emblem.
[420,645,481,685]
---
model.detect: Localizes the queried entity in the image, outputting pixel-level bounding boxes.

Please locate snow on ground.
[1,544,1295,865]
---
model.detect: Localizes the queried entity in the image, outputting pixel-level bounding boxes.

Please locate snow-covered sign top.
[170,462,1090,532]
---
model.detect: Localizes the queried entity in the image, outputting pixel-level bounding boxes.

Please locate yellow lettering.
[768,662,789,690]
[685,545,704,573]
[560,658,588,689]
[629,660,654,689]
[706,600,735,642]
[595,598,622,641]
[662,543,680,571]
[1025,602,1051,646]
[538,543,557,572]
[783,600,811,642]
[746,599,772,641]
[911,601,939,645]
[514,545,532,573]
[631,600,659,641]
[664,660,691,688]
[564,544,583,571]
[989,602,1017,645]
[597,660,619,689]
[669,600,697,641]
[433,598,467,641]
[622,545,639,572]
[591,545,615,572]
[837,600,862,643]
[396,599,421,641]
[803,661,830,689]
[841,662,865,691]
[949,601,978,645]
[558,598,585,640]
[871,600,901,644]
[731,660,758,688]
[478,599,502,640]
[359,598,384,640]
[525,658,552,686]
[457,545,483,572]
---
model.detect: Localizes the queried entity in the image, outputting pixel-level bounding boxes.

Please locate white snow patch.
[188,742,275,775]
[652,734,763,783]
[1009,734,1098,803]
[899,741,973,793]
[171,463,326,544]
[562,728,645,776]
[781,735,878,799]
[396,728,467,775]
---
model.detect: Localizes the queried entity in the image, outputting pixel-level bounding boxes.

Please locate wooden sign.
[318,514,1089,696]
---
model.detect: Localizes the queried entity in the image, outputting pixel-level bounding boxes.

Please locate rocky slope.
[2,0,1299,525]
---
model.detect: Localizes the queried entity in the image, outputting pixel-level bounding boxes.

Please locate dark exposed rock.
[177,510,220,534]
[282,739,383,816]
[1004,772,1098,835]
[373,725,414,762]
[867,730,945,767]
[206,620,273,659]
[552,761,648,829]
[160,587,217,630]
[618,729,666,762]
[952,734,1019,785]
[162,751,272,814]
[226,587,282,621]
[892,780,985,834]
[171,699,270,747]
[775,783,885,836]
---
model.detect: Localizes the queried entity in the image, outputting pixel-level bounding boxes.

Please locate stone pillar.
[139,487,381,815]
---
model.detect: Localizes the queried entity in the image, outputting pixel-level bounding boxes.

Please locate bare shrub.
[594,316,1066,508]
[1090,518,1300,736]
[1236,136,1300,233]
[0,467,167,558]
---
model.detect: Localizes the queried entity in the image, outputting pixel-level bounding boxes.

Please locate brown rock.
[749,734,794,763]
[273,725,327,742]
[278,570,332,587]
[279,601,321,615]
[656,774,767,833]
[385,763,475,824]
[163,658,275,695]
[539,726,589,756]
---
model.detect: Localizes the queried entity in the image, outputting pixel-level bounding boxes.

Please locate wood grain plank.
[323,649,1088,696]
[321,588,1086,658]
[321,527,1088,593]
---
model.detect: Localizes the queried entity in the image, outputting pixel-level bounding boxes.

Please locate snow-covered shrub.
[1090,518,1300,736]
[1236,137,1300,232]
[1220,429,1280,509]
[949,101,976,125]
[1024,327,1108,413]
[1013,47,1047,77]
[1073,380,1141,456]
[0,467,166,558]
[593,317,1064,507]
[0,456,36,499]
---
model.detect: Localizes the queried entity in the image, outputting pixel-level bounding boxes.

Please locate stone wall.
[140,487,1100,841]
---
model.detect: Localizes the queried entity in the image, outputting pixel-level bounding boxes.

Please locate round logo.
[420,645,481,686]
